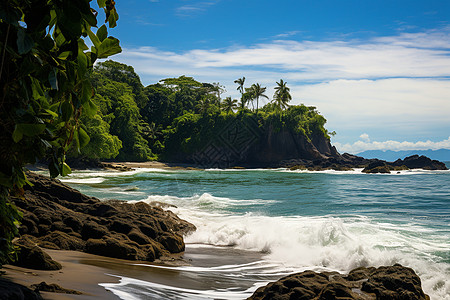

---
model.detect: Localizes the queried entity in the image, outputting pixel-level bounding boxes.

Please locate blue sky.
[105,0,450,153]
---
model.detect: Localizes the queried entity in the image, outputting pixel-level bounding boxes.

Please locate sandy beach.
[2,245,264,299]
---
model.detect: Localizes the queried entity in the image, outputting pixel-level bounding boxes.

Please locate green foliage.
[273,79,292,111]
[91,64,154,161]
[0,0,121,266]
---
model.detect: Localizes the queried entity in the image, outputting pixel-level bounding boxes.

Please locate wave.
[171,211,449,299]
[135,193,278,211]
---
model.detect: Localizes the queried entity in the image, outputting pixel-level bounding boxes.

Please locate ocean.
[61,165,450,299]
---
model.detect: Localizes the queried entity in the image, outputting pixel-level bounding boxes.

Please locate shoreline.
[3,245,265,300]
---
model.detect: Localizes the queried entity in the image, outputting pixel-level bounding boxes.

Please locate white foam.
[173,212,449,299]
[133,193,278,211]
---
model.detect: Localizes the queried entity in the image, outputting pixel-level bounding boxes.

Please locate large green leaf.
[97,37,121,58]
[12,124,46,142]
[60,101,73,122]
[97,24,107,42]
[78,127,90,148]
[87,27,100,48]
[61,163,72,176]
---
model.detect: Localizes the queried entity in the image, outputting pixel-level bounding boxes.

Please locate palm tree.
[273,79,292,111]
[250,83,269,113]
[234,77,245,108]
[222,96,238,114]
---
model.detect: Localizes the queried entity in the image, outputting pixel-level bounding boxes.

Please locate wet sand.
[3,245,264,299]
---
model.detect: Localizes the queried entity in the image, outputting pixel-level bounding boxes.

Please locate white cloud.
[114,27,450,145]
[360,133,370,142]
[334,137,450,154]
[176,1,220,17]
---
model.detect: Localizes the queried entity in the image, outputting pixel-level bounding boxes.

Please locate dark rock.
[362,160,391,174]
[109,220,133,234]
[12,237,62,270]
[81,221,108,240]
[85,238,139,260]
[392,155,447,170]
[39,231,85,251]
[361,264,429,300]
[0,278,42,300]
[128,229,152,245]
[248,264,430,300]
[31,282,82,295]
[10,172,196,263]
[158,233,185,253]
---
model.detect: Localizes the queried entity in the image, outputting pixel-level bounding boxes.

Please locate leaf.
[78,127,90,148]
[57,51,71,60]
[61,163,72,176]
[87,27,100,48]
[107,8,119,28]
[48,68,58,90]
[60,101,73,122]
[97,25,107,42]
[82,11,97,27]
[97,37,121,59]
[83,98,98,117]
[16,28,34,54]
[12,124,46,142]
[80,80,93,105]
[77,51,87,78]
[12,129,23,143]
[97,0,106,8]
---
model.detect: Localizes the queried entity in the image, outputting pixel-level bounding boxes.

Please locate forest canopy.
[72,60,333,162]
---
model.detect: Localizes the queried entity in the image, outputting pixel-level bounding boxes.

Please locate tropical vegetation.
[0,0,121,267]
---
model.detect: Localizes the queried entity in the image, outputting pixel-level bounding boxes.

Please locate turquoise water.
[62,166,450,299]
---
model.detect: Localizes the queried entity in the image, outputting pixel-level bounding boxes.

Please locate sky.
[104,0,450,154]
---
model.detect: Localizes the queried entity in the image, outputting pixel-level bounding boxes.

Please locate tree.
[234,77,246,108]
[273,79,292,111]
[0,0,121,266]
[250,83,269,113]
[222,97,238,114]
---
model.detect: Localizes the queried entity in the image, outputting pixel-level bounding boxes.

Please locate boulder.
[31,282,82,295]
[248,264,430,300]
[12,237,61,270]
[392,155,447,170]
[362,160,391,174]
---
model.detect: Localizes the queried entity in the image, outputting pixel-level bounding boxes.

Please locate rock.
[362,160,391,174]
[392,155,447,170]
[361,264,429,300]
[248,264,430,300]
[39,231,85,251]
[158,233,185,253]
[85,238,139,260]
[31,282,82,295]
[10,172,196,264]
[12,237,62,270]
[0,278,42,300]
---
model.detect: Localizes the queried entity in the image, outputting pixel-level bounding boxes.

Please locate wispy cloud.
[176,1,220,17]
[274,31,301,38]
[115,27,450,148]
[334,137,450,154]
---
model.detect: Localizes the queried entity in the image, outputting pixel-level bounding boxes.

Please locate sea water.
[61,165,450,299]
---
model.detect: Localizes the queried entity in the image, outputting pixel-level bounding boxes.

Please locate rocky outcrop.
[392,155,447,170]
[249,264,429,300]
[12,236,62,270]
[31,282,82,295]
[11,172,196,262]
